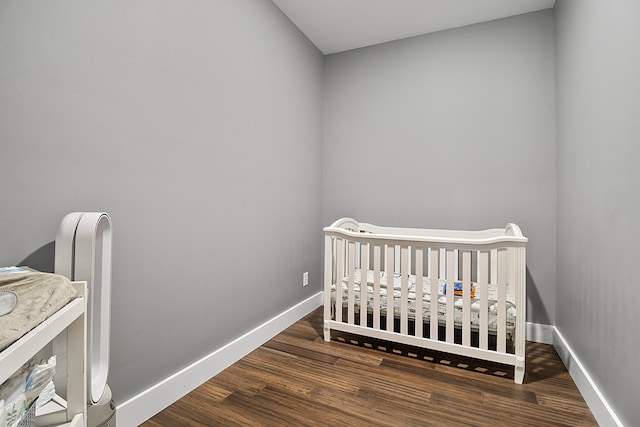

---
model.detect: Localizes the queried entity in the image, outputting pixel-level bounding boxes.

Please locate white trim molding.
[526,321,554,344]
[553,327,623,427]
[116,291,323,427]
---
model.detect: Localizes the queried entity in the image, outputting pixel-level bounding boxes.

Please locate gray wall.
[0,0,324,404]
[322,11,557,325]
[555,0,640,424]
[4,1,636,422]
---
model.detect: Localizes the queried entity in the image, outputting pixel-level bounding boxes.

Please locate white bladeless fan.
[55,212,116,427]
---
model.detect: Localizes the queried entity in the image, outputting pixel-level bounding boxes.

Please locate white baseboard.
[553,327,623,427]
[526,321,554,344]
[116,291,323,427]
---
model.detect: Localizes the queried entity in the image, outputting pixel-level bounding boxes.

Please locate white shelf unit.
[0,282,87,427]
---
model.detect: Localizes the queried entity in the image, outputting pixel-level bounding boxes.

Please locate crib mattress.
[332,269,516,334]
[0,267,77,351]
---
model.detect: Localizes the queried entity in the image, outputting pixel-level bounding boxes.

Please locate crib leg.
[323,320,331,342]
[514,357,525,384]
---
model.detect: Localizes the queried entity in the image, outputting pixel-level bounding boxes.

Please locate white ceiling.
[271,0,556,55]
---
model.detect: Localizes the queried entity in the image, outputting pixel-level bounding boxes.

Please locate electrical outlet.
[303,271,309,287]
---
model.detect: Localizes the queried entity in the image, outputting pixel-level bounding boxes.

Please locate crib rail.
[323,218,526,384]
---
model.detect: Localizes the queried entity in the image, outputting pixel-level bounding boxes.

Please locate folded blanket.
[0,268,76,351]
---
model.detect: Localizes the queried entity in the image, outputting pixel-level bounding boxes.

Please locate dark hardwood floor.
[142,308,597,426]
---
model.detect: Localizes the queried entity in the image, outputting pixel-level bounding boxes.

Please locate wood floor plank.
[229,358,316,398]
[241,347,360,393]
[142,308,598,426]
[270,332,385,367]
[263,339,340,364]
[190,381,234,402]
[309,386,432,427]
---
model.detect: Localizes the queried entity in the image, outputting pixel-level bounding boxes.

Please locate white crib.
[323,218,527,383]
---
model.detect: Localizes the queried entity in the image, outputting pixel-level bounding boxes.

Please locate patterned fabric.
[332,269,516,333]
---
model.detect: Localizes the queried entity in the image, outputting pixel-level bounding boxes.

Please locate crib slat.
[462,250,471,347]
[373,245,381,330]
[386,245,395,332]
[335,238,344,324]
[478,250,489,350]
[400,246,409,335]
[414,248,424,338]
[490,249,498,293]
[360,242,369,327]
[347,241,356,325]
[497,248,507,354]
[429,248,439,340]
[445,249,455,344]
[490,248,498,345]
